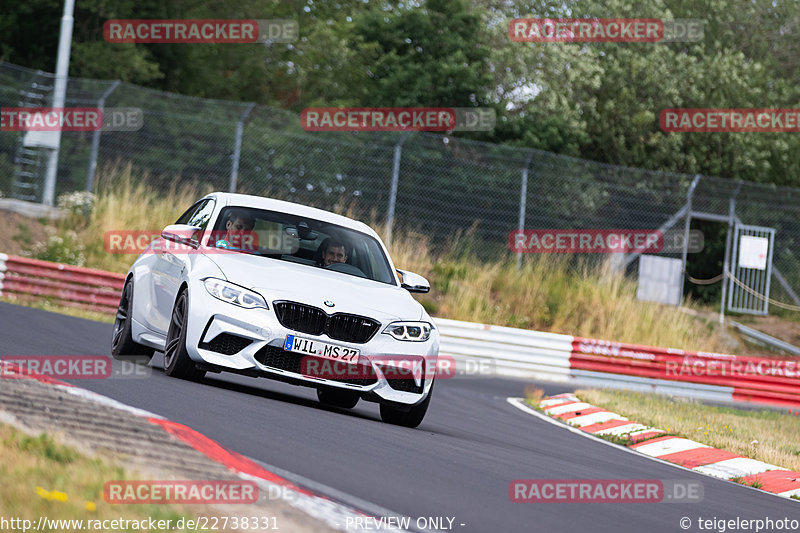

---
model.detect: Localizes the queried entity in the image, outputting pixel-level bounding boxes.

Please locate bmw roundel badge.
[324,300,335,308]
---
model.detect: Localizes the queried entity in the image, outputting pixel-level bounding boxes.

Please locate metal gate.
[727,224,775,315]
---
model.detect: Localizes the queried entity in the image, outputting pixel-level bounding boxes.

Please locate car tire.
[111,280,155,360]
[379,381,434,428]
[317,388,360,409]
[163,290,206,381]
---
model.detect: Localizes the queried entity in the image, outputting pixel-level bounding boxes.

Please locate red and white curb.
[1,361,411,532]
[509,393,800,501]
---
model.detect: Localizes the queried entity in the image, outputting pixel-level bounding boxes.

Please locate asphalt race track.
[2,302,799,532]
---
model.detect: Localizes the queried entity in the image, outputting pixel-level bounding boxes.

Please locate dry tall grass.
[47,164,730,352]
[389,230,728,352]
[62,164,212,273]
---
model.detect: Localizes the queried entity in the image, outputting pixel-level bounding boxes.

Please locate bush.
[57,191,96,218]
[31,228,86,266]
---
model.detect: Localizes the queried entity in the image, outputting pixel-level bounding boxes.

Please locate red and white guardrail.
[1,253,797,409]
[571,337,800,409]
[0,253,124,315]
[436,318,800,409]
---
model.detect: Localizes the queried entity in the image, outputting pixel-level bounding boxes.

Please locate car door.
[150,199,216,334]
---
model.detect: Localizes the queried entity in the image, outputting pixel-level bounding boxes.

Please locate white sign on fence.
[738,235,769,270]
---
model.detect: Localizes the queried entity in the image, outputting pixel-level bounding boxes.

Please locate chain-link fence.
[1,60,799,310]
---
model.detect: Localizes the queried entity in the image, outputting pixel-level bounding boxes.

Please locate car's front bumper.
[184,280,438,406]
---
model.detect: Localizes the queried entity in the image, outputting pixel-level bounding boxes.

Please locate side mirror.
[161,224,203,246]
[396,269,430,293]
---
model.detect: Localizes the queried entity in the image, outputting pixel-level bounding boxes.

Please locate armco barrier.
[1,254,798,409]
[0,254,124,314]
[436,317,800,409]
[571,338,800,408]
[434,318,573,381]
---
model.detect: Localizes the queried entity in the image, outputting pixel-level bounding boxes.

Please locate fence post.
[229,103,256,193]
[85,80,121,192]
[720,180,743,324]
[385,131,411,247]
[516,150,535,271]
[42,0,75,206]
[679,174,701,304]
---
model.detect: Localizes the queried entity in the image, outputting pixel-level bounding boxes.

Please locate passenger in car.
[216,209,256,249]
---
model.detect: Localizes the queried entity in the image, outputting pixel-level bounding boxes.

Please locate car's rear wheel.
[317,388,360,409]
[163,290,205,381]
[111,280,154,360]
[379,382,433,428]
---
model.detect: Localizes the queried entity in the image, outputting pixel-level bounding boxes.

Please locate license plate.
[284,335,360,364]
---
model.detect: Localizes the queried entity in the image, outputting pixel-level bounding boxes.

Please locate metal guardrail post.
[385,131,411,247]
[85,80,121,192]
[229,103,256,193]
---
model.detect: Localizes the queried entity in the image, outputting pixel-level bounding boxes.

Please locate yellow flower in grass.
[85,501,97,512]
[35,486,68,502]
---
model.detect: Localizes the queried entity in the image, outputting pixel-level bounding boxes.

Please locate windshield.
[209,206,396,285]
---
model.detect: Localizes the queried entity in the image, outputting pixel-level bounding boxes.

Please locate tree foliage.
[2,0,800,185]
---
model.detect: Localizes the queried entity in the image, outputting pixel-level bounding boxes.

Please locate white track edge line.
[55,384,166,419]
[505,397,800,504]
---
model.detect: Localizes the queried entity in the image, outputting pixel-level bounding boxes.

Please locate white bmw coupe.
[111,192,439,427]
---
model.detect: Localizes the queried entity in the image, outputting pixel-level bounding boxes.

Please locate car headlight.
[382,321,433,342]
[203,278,268,309]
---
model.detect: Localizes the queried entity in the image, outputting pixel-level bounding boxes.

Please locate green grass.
[567,389,800,472]
[0,424,213,532]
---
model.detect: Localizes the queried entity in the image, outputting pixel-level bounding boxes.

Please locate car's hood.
[203,251,422,321]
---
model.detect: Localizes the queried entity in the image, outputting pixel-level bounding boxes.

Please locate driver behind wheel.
[318,238,348,267]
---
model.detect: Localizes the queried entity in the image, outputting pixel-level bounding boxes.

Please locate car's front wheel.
[111,280,154,360]
[379,382,433,428]
[163,290,205,381]
[317,388,360,409]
